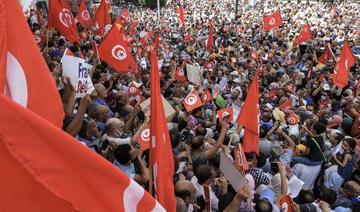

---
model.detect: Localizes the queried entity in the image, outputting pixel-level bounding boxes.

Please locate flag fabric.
[137,124,150,151]
[77,0,92,28]
[287,112,300,125]
[174,63,187,82]
[233,144,249,172]
[176,5,185,28]
[279,99,292,113]
[333,41,357,89]
[129,20,138,37]
[120,8,129,20]
[98,24,132,73]
[318,46,333,64]
[128,81,141,97]
[236,71,260,153]
[0,93,164,212]
[183,89,203,112]
[263,10,283,32]
[294,23,312,45]
[202,90,213,103]
[207,22,214,53]
[0,0,64,127]
[92,0,111,35]
[149,51,176,212]
[48,0,79,43]
[218,107,234,123]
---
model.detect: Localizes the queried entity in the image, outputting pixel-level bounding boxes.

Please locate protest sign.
[219,151,246,192]
[62,55,95,98]
[140,95,176,119]
[186,63,201,85]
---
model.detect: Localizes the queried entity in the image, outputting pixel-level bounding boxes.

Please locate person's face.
[100,108,110,121]
[342,141,351,152]
[87,119,100,137]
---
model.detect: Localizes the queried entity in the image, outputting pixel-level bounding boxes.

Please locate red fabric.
[128,82,141,96]
[279,99,293,113]
[234,144,249,171]
[237,71,260,153]
[250,50,259,60]
[263,10,283,32]
[294,23,312,45]
[207,22,214,53]
[48,0,78,43]
[287,112,300,125]
[333,41,357,89]
[77,0,92,28]
[176,5,185,28]
[92,0,111,35]
[0,0,64,127]
[202,90,213,103]
[98,24,133,73]
[153,35,161,50]
[217,107,234,123]
[174,62,187,81]
[318,46,333,64]
[129,20,138,37]
[0,93,164,212]
[137,124,150,151]
[149,51,176,212]
[120,8,129,20]
[183,89,203,112]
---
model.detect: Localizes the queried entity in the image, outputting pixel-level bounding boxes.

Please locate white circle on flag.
[223,111,230,118]
[81,10,90,21]
[178,69,184,76]
[5,52,28,107]
[185,94,197,106]
[59,8,73,28]
[287,116,296,125]
[105,24,113,34]
[141,128,150,142]
[269,17,276,26]
[281,203,289,212]
[129,87,137,94]
[111,45,127,60]
[203,94,207,101]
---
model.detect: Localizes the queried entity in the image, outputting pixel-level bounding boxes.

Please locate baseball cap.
[260,188,275,205]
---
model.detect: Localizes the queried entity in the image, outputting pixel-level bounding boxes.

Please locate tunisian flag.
[207,22,214,53]
[318,45,333,64]
[294,23,312,45]
[333,41,357,89]
[0,93,165,212]
[237,71,260,154]
[0,0,64,127]
[93,0,111,35]
[48,0,79,43]
[263,10,283,32]
[98,24,132,73]
[149,51,176,212]
[183,89,203,112]
[77,0,92,28]
[176,5,186,28]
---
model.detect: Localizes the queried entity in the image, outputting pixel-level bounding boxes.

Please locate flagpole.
[157,0,160,27]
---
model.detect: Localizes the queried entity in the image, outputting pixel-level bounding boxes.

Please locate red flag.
[279,195,295,212]
[279,99,293,113]
[77,0,92,28]
[263,10,283,32]
[149,51,176,212]
[318,46,333,64]
[129,20,138,37]
[98,25,133,73]
[176,5,186,28]
[174,62,187,81]
[207,22,214,53]
[237,71,260,153]
[0,93,165,212]
[128,82,141,97]
[202,90,213,103]
[93,0,111,35]
[120,8,129,20]
[218,107,234,123]
[233,144,249,171]
[0,0,64,127]
[287,112,300,125]
[35,7,45,26]
[333,41,357,89]
[250,50,259,61]
[294,23,312,45]
[33,34,45,46]
[184,33,192,42]
[183,89,203,112]
[137,124,150,151]
[48,0,79,43]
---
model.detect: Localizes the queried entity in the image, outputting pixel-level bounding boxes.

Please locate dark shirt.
[305,135,325,162]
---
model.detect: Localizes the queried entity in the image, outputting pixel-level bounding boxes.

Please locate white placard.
[186,63,201,85]
[219,151,246,192]
[62,55,95,98]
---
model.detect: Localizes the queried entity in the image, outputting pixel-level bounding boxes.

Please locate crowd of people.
[26,0,360,211]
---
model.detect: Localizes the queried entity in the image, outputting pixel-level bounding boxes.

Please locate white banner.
[62,55,95,98]
[186,63,201,85]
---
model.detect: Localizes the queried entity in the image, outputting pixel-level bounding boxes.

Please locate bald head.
[175,180,195,197]
[106,118,124,129]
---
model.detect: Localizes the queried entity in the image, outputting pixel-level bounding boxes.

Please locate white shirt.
[292,163,321,189]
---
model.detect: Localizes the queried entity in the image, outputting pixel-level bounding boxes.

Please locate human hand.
[278,161,286,176]
[78,94,92,113]
[236,186,251,201]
